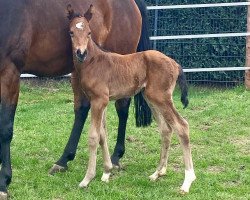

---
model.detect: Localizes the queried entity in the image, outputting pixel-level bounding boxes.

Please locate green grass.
[8,80,250,199]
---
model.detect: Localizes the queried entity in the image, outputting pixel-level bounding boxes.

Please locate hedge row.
[144,0,247,83]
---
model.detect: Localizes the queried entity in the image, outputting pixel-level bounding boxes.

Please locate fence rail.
[147,2,250,10]
[150,32,250,40]
[20,67,250,78]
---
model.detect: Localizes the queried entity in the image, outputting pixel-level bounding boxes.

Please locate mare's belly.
[24,55,73,77]
[23,33,73,76]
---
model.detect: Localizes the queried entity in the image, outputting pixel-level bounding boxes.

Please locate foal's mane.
[68,12,82,21]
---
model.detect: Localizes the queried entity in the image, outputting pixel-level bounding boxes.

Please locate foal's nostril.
[76,49,81,56]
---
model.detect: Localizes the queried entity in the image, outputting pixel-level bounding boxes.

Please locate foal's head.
[67,4,93,62]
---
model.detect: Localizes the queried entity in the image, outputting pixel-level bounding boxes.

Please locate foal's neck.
[87,38,105,57]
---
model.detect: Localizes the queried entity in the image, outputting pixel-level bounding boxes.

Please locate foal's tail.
[134,0,152,127]
[177,66,189,109]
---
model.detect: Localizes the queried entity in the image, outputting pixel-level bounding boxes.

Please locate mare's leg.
[100,110,113,183]
[79,98,108,188]
[111,98,131,167]
[0,62,20,198]
[0,144,2,164]
[146,105,173,181]
[50,72,90,174]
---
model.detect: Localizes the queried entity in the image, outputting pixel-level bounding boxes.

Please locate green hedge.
[144,0,246,83]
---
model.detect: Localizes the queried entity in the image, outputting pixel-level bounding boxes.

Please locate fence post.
[153,0,159,50]
[245,1,250,89]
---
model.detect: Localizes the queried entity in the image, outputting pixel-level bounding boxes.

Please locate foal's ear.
[66,4,75,20]
[84,4,94,22]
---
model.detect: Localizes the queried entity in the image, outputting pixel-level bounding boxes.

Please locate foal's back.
[108,50,181,91]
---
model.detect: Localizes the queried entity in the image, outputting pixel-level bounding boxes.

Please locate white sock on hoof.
[149,171,160,181]
[180,169,196,193]
[79,179,90,188]
[101,172,111,183]
[158,167,167,176]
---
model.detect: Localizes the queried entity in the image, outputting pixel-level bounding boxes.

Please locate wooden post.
[245,1,250,89]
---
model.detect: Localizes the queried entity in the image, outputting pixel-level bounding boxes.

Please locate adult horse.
[0,0,151,198]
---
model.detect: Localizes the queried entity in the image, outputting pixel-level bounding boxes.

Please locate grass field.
[7,80,250,199]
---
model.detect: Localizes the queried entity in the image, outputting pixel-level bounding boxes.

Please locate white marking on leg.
[79,170,97,188]
[149,170,160,181]
[158,166,167,176]
[79,121,99,188]
[101,172,111,183]
[180,169,196,193]
[79,178,90,188]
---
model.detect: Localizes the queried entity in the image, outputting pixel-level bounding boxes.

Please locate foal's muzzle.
[76,49,88,63]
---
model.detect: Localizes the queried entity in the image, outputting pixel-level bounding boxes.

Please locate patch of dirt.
[192,143,206,151]
[207,166,225,173]
[222,180,242,188]
[230,136,250,155]
[190,106,206,112]
[172,163,182,172]
[126,136,138,143]
[198,121,212,131]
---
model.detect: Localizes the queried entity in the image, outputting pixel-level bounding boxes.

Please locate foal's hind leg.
[144,103,173,181]
[160,99,196,193]
[100,110,113,183]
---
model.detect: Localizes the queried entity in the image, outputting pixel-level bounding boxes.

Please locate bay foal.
[68,6,196,193]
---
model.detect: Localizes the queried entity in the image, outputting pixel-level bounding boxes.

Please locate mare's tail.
[134,0,152,127]
[177,66,189,109]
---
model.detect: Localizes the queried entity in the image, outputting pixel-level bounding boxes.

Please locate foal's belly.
[109,80,146,100]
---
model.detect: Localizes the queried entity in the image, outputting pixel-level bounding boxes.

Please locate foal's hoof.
[0,192,8,200]
[79,180,89,188]
[101,172,111,183]
[180,188,189,195]
[49,164,68,175]
[149,173,159,182]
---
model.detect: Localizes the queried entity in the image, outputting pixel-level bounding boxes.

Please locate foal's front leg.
[100,110,113,183]
[79,98,108,188]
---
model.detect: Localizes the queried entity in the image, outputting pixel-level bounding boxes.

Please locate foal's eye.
[88,32,91,36]
[69,31,74,37]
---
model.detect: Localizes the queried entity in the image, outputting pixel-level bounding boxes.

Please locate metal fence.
[146,1,249,85]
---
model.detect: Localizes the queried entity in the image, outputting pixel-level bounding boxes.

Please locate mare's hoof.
[112,164,121,170]
[49,164,68,175]
[112,161,125,171]
[0,192,8,200]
